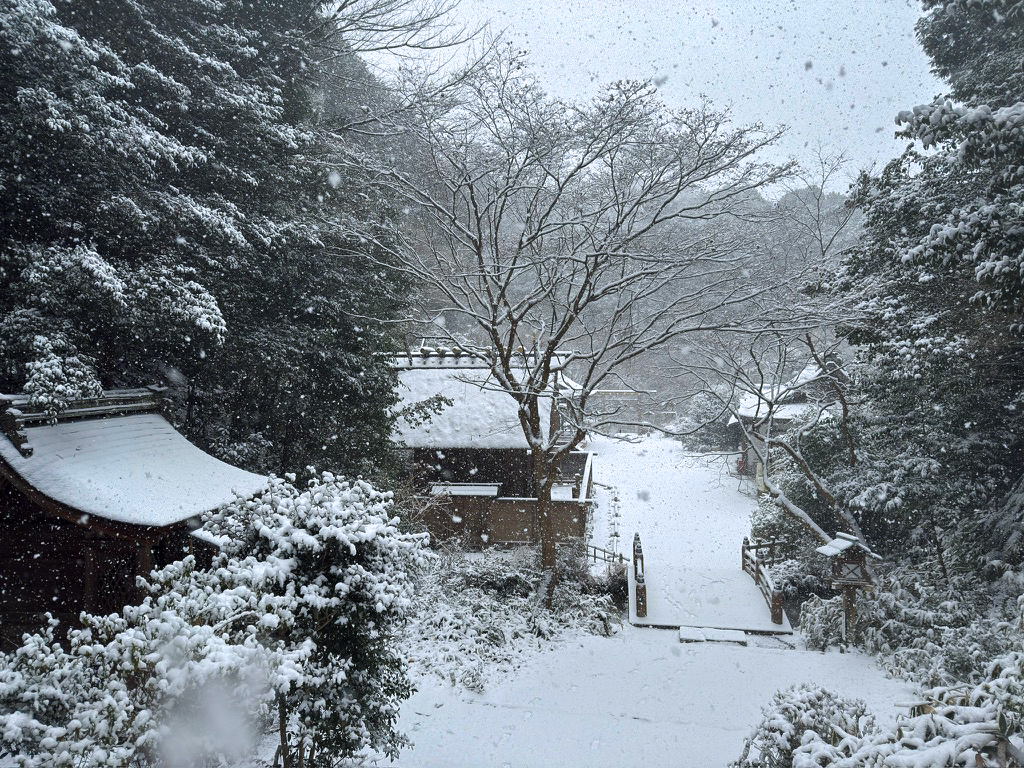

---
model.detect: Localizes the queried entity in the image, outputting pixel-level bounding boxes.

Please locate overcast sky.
[456,0,943,182]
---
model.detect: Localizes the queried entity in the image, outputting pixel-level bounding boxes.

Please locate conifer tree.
[832,0,1024,563]
[0,0,412,476]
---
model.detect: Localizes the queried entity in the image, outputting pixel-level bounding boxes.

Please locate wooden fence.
[418,495,590,548]
[741,537,784,624]
[585,544,625,565]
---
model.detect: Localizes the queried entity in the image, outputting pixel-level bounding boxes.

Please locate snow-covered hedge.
[798,567,1019,688]
[735,677,1024,768]
[742,591,1024,768]
[0,473,429,767]
[401,544,621,692]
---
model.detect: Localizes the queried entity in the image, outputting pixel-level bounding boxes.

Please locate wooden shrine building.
[393,348,595,547]
[0,388,267,648]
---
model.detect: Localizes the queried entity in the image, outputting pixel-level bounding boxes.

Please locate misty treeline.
[2,0,1024,763]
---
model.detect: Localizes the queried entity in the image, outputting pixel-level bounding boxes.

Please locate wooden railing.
[585,544,625,565]
[742,537,784,625]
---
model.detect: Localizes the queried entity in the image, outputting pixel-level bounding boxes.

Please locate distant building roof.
[0,390,267,529]
[733,364,833,423]
[393,349,560,450]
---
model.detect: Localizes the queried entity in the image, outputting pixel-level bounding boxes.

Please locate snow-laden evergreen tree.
[0,0,411,476]
[0,474,429,767]
[895,1,1024,318]
[829,0,1024,567]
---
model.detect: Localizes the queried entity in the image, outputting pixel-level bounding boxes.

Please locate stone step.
[678,626,749,646]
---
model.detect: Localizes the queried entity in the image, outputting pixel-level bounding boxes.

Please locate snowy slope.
[591,435,788,631]
[588,435,754,567]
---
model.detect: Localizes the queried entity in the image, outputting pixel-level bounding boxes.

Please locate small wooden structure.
[0,388,267,648]
[815,532,879,642]
[730,364,840,478]
[393,349,595,547]
[741,537,785,625]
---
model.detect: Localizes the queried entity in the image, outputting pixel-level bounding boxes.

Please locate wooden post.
[770,590,784,625]
[842,585,857,643]
[633,532,647,619]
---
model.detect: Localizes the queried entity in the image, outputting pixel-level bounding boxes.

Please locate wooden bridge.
[626,533,793,635]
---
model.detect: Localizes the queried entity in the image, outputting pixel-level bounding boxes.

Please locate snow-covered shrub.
[740,670,1024,768]
[552,540,622,637]
[0,473,428,767]
[22,335,102,415]
[731,684,877,768]
[750,499,831,628]
[673,390,734,451]
[0,581,286,768]
[596,561,629,612]
[206,425,276,475]
[799,594,848,652]
[751,498,830,596]
[400,546,538,688]
[737,683,1021,768]
[858,569,1017,688]
[199,473,431,765]
[770,558,830,604]
[401,544,621,691]
[798,563,1020,687]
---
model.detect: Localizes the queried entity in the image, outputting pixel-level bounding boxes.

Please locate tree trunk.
[535,459,558,606]
[278,693,291,768]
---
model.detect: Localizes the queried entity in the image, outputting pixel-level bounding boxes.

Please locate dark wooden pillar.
[83,543,98,614]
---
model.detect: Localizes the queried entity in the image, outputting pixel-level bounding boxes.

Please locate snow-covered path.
[590,435,788,632]
[397,630,913,768]
[389,436,916,767]
[588,435,753,569]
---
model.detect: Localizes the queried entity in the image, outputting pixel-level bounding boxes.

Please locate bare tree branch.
[368,48,794,575]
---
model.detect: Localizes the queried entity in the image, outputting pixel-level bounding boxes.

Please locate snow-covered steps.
[678,626,749,646]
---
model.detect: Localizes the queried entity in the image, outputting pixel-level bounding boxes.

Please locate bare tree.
[679,329,863,545]
[374,49,793,580]
[315,0,472,56]
[659,150,867,546]
[774,151,860,268]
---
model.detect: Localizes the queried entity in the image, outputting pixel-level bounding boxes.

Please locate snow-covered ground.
[588,435,753,568]
[387,435,916,767]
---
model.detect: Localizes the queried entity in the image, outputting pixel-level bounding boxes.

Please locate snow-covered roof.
[735,398,816,423]
[815,532,880,559]
[734,364,830,422]
[393,354,555,450]
[0,411,268,528]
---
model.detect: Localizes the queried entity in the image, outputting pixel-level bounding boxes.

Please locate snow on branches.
[734,676,1024,768]
[0,473,429,767]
